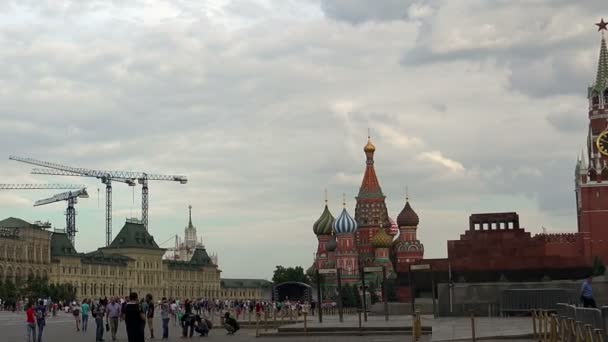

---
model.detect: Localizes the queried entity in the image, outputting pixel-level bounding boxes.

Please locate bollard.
[264,310,268,332]
[532,311,538,342]
[358,309,363,336]
[273,308,276,327]
[255,310,260,338]
[249,310,252,324]
[304,312,308,336]
[470,310,476,342]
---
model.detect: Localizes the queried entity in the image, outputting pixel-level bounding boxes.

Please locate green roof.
[0,217,32,228]
[190,247,213,265]
[221,278,273,289]
[50,232,79,257]
[595,37,608,92]
[82,250,133,266]
[107,220,160,249]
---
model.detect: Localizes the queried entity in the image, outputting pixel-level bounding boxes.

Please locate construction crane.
[0,184,85,190]
[26,168,138,246]
[34,188,89,245]
[0,183,87,244]
[9,156,188,245]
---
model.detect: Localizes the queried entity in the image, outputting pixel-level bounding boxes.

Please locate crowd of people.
[17,293,322,341]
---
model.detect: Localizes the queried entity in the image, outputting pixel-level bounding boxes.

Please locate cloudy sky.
[0,0,605,279]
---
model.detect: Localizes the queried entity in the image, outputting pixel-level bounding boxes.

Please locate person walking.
[144,294,155,339]
[93,299,106,342]
[81,299,90,333]
[72,302,81,331]
[35,300,47,342]
[26,303,36,342]
[106,297,121,341]
[581,276,597,308]
[123,292,145,342]
[160,297,170,340]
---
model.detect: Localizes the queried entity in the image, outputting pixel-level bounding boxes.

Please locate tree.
[272,266,309,284]
[592,256,606,276]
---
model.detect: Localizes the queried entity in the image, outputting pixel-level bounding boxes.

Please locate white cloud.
[417,150,466,173]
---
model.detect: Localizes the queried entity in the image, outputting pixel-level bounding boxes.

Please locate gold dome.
[371,228,393,248]
[364,138,376,153]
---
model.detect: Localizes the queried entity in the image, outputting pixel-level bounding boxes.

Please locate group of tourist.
[22,293,249,341]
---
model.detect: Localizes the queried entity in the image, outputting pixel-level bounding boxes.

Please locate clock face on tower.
[597,131,608,156]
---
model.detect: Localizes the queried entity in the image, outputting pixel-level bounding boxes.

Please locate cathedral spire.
[594,19,608,91]
[188,204,193,229]
[358,135,384,199]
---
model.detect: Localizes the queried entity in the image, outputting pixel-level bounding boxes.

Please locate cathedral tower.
[354,136,391,265]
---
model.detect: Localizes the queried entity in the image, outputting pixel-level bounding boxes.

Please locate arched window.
[592,92,600,107]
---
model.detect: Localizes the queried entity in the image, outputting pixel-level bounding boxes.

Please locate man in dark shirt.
[123,293,145,342]
[36,300,47,342]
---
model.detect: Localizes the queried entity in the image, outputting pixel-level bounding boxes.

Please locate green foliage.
[0,278,75,303]
[592,256,606,276]
[272,265,309,284]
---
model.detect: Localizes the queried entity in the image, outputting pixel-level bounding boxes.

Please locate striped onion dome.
[333,208,358,234]
[388,217,399,236]
[313,205,334,236]
[326,233,337,252]
[371,228,393,248]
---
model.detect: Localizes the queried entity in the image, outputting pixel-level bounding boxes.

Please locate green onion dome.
[313,204,335,236]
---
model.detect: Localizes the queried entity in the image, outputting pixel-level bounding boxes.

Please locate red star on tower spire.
[597,18,608,32]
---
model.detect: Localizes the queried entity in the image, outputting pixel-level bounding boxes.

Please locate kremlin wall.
[311,30,608,302]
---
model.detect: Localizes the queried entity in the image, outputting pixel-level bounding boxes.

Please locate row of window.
[0,244,48,264]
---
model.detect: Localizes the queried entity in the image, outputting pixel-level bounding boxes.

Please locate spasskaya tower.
[575,19,608,260]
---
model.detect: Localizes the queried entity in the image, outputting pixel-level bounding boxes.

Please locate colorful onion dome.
[326,233,337,252]
[333,208,358,234]
[371,228,393,248]
[387,217,399,236]
[397,199,419,227]
[364,137,376,153]
[313,204,335,236]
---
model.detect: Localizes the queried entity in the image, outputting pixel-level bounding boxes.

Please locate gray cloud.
[0,0,599,277]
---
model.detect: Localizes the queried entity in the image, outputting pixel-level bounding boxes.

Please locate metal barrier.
[533,306,606,342]
[501,289,578,314]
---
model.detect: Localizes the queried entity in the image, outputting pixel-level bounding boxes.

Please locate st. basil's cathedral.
[310,20,608,302]
[311,136,424,285]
